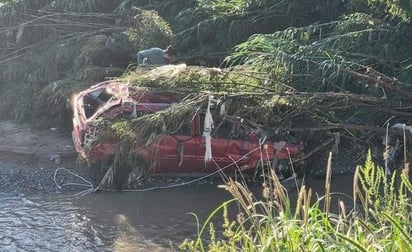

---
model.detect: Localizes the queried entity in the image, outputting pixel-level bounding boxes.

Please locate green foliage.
[197,0,259,17]
[357,149,398,214]
[180,153,412,251]
[172,0,343,65]
[346,0,412,22]
[124,9,173,50]
[120,64,264,93]
[0,0,49,25]
[226,13,409,94]
[50,0,121,12]
[399,56,412,83]
[51,0,99,12]
[111,94,205,145]
[117,64,308,127]
[0,2,173,125]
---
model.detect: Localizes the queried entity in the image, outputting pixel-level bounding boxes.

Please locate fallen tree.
[0,1,173,124]
[1,1,412,184]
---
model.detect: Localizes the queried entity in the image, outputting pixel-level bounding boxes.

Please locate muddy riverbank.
[0,121,259,194]
[0,121,358,251]
[0,121,90,194]
[0,120,357,195]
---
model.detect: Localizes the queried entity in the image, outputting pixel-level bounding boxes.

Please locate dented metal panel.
[71,81,304,178]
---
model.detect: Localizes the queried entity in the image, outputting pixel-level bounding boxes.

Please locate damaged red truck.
[72,81,304,185]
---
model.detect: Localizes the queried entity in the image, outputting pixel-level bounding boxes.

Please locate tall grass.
[180,151,412,251]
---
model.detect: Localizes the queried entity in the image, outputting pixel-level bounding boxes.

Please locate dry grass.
[180,149,412,252]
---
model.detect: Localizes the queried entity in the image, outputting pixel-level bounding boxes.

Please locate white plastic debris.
[203,94,214,162]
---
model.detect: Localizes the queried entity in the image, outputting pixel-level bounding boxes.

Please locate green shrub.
[180,151,412,251]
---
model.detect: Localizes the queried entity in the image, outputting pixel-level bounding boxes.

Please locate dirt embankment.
[0,121,89,194]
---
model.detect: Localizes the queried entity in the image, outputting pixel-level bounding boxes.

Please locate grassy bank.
[179,151,412,251]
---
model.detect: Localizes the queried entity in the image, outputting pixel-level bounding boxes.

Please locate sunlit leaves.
[347,0,412,22]
[226,13,403,92]
[197,0,257,17]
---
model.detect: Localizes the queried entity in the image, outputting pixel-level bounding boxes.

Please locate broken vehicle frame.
[71,81,305,186]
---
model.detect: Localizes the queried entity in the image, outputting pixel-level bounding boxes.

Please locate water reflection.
[0,185,233,251]
[75,186,233,250]
[0,176,354,251]
[0,193,106,251]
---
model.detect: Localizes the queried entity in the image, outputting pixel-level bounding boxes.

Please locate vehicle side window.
[83,89,113,119]
[160,113,198,136]
[212,117,231,138]
[83,95,99,119]
[174,119,191,135]
[213,116,247,140]
[230,122,246,140]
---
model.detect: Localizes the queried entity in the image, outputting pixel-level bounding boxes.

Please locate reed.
[180,151,412,252]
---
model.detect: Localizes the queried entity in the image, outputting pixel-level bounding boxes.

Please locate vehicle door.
[199,114,253,173]
[149,113,204,173]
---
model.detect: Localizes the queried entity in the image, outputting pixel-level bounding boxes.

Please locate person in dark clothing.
[136,45,177,65]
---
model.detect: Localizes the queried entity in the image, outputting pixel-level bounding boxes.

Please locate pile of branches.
[0,1,173,125]
[1,1,412,172]
[222,14,412,156]
[105,14,412,172]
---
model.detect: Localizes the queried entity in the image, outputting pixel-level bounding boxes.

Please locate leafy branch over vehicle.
[0,0,411,173]
[223,13,412,135]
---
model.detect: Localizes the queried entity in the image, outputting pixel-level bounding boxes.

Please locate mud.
[0,121,89,194]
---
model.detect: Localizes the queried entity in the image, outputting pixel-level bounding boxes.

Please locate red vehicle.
[72,81,304,186]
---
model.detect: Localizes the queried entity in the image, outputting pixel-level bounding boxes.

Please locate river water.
[0,175,354,252]
[0,185,234,251]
